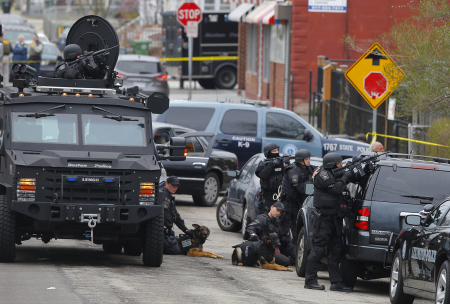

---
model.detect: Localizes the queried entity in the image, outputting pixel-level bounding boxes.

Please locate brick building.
[229,0,415,114]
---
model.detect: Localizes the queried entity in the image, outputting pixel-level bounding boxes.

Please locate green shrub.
[425,118,450,158]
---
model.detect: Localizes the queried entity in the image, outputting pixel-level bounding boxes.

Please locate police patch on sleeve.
[319,171,329,180]
[163,197,171,209]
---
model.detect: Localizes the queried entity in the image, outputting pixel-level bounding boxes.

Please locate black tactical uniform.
[161,177,191,255]
[246,202,295,267]
[281,149,316,244]
[55,44,107,79]
[255,143,285,214]
[304,152,353,292]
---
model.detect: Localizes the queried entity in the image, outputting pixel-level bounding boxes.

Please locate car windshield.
[42,44,61,56]
[372,166,450,204]
[82,114,146,146]
[117,60,161,74]
[3,30,36,42]
[12,113,78,144]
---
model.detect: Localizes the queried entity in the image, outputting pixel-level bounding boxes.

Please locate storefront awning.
[228,3,255,22]
[245,2,277,25]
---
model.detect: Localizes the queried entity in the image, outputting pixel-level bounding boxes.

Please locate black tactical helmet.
[295,149,311,162]
[323,152,343,169]
[63,44,82,61]
[263,143,280,157]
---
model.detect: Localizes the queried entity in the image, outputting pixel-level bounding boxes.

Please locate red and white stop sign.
[363,72,388,99]
[177,2,202,27]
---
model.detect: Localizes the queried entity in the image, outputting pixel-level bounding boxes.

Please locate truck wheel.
[295,227,309,277]
[340,257,359,289]
[436,260,450,304]
[142,213,164,267]
[390,249,414,304]
[198,79,215,89]
[216,196,241,232]
[124,241,142,256]
[193,172,220,207]
[241,203,249,239]
[102,241,123,254]
[214,67,237,89]
[0,195,15,262]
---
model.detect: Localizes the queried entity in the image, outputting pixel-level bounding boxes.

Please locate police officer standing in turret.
[281,149,318,245]
[255,143,285,214]
[304,152,355,292]
[55,44,107,79]
[161,176,194,254]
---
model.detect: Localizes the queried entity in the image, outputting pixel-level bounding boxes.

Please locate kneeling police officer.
[161,176,194,254]
[281,149,318,245]
[304,152,355,292]
[246,201,295,266]
[255,143,285,214]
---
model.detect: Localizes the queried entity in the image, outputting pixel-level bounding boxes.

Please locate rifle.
[333,151,389,178]
[67,45,119,70]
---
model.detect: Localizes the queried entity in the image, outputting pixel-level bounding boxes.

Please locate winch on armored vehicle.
[0,15,185,267]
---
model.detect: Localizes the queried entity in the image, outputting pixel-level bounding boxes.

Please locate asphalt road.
[0,195,433,304]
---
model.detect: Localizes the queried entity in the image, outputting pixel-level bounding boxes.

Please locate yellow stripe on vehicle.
[366,132,450,148]
[160,56,238,62]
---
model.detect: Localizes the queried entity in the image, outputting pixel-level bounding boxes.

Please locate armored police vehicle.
[0,15,185,267]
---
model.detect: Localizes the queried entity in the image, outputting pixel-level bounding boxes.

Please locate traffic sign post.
[345,43,405,136]
[177,2,202,100]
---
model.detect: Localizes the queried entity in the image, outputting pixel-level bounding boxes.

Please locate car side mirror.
[405,215,421,226]
[156,137,186,161]
[227,170,237,177]
[304,129,314,142]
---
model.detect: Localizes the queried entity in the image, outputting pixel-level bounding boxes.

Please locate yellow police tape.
[366,132,450,148]
[160,56,238,62]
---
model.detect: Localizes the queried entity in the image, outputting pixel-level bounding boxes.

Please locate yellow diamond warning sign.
[345,43,405,109]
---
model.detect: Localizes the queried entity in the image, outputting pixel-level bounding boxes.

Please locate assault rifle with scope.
[67,45,119,70]
[333,151,389,178]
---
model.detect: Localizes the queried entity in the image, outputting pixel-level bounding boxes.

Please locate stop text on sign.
[178,9,201,21]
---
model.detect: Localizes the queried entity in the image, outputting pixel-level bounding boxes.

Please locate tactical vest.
[313,168,339,215]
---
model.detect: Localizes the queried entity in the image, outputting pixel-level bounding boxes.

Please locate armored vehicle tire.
[435,260,450,304]
[214,67,237,90]
[103,241,123,254]
[0,195,15,262]
[143,213,164,267]
[390,249,414,304]
[124,241,143,256]
[216,196,241,232]
[198,79,216,89]
[295,227,309,277]
[193,172,220,207]
[340,257,359,289]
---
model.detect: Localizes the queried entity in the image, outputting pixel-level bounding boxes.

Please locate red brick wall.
[290,0,415,113]
[269,62,285,108]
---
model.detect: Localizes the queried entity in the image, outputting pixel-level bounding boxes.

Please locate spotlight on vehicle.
[12,63,21,73]
[18,64,37,76]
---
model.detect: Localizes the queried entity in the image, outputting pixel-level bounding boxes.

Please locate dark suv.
[295,153,450,287]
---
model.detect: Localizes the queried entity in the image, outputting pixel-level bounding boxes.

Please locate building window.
[270,24,285,64]
[263,25,271,83]
[247,24,257,74]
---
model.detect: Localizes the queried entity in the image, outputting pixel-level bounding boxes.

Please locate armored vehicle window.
[116,61,161,74]
[164,107,215,131]
[12,113,77,144]
[82,115,146,147]
[266,112,305,140]
[372,166,450,205]
[220,110,257,136]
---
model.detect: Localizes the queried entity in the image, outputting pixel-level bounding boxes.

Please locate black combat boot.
[330,282,352,292]
[304,282,325,290]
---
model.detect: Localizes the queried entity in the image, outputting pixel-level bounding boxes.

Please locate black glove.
[249,234,259,242]
[273,158,283,167]
[364,162,375,173]
[344,170,354,179]
[185,230,194,238]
